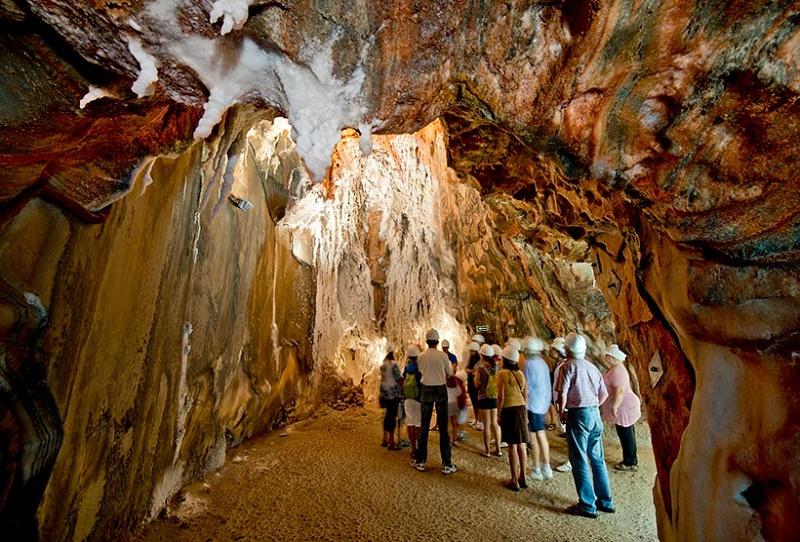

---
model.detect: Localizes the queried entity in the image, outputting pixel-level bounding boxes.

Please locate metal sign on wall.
[476,325,489,332]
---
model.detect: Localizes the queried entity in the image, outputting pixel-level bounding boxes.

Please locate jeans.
[615,424,638,466]
[567,407,613,513]
[418,385,451,466]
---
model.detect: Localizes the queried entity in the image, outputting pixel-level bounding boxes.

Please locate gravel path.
[137,407,658,541]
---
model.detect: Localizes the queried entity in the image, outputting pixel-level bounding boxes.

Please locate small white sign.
[649,350,664,388]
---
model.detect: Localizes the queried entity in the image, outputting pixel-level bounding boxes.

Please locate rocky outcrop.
[2,0,799,540]
[0,118,318,540]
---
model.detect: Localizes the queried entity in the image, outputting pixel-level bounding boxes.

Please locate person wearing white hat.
[465,341,483,430]
[497,345,529,490]
[600,345,641,472]
[442,339,458,369]
[555,332,614,519]
[475,344,502,457]
[521,337,553,481]
[416,328,457,474]
[471,334,485,345]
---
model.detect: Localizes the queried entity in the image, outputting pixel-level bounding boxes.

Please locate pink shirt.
[601,364,641,427]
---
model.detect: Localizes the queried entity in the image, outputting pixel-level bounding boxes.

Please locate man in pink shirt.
[555,333,614,519]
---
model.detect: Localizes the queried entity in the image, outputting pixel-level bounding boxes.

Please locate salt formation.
[78,86,116,109]
[127,37,159,98]
[135,1,373,180]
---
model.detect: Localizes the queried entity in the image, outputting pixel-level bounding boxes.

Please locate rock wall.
[0,120,317,541]
[2,0,799,540]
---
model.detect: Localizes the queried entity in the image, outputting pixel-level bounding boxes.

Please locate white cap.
[524,337,545,353]
[565,332,587,358]
[441,339,450,348]
[550,337,566,356]
[426,328,439,341]
[491,344,501,356]
[605,344,627,361]
[407,345,421,357]
[468,341,480,351]
[509,338,522,351]
[501,345,519,363]
[472,334,485,344]
[479,344,494,357]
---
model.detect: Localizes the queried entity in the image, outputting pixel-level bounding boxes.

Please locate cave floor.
[136,407,658,542]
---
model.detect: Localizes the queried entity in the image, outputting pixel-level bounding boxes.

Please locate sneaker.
[542,464,554,480]
[399,439,410,448]
[556,461,572,473]
[458,430,468,440]
[442,464,458,475]
[415,462,426,472]
[500,441,509,448]
[410,460,418,468]
[597,504,616,513]
[614,462,638,472]
[529,468,544,481]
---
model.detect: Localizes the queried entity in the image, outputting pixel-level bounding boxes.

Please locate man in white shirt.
[416,328,456,474]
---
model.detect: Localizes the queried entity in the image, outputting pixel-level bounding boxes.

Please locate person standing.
[555,332,614,519]
[379,348,403,450]
[416,329,457,474]
[442,339,458,368]
[549,337,572,473]
[521,337,553,481]
[497,345,528,490]
[600,345,641,472]
[465,341,482,430]
[475,344,502,457]
[403,345,423,466]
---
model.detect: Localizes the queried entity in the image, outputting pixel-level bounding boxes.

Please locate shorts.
[527,410,546,432]
[405,399,421,427]
[477,397,497,410]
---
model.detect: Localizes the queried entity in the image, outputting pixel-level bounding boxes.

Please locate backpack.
[404,371,420,400]
[485,369,498,399]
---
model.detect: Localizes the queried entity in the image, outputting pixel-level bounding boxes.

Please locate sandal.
[518,476,528,489]
[505,479,519,491]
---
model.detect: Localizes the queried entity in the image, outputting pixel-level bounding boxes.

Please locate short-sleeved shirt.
[446,351,458,366]
[522,354,551,414]
[418,348,453,386]
[556,357,607,409]
[601,364,641,427]
[498,369,526,408]
[380,361,402,400]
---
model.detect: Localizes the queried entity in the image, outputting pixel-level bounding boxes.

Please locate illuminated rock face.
[1,1,799,540]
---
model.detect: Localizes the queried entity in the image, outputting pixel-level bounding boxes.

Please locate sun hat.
[605,344,627,361]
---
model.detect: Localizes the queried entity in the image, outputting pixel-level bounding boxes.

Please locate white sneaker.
[415,462,427,472]
[556,461,572,473]
[542,464,553,480]
[441,464,458,475]
[529,468,544,481]
[500,441,509,448]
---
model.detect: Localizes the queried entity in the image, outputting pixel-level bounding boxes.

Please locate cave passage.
[136,407,658,541]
